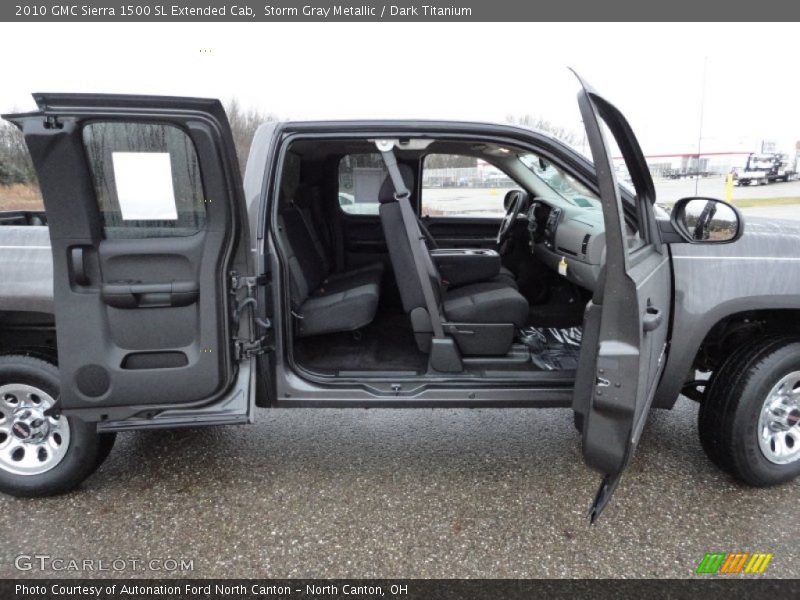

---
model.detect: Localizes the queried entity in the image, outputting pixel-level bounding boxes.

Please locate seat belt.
[294,202,330,274]
[376,142,445,339]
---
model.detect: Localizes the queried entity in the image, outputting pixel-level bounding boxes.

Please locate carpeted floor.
[293,308,429,374]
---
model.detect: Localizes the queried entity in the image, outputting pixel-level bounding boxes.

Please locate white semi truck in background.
[734,152,799,186]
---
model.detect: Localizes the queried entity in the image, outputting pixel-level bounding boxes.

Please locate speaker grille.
[75,364,110,398]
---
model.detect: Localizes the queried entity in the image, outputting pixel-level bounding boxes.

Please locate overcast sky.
[2,22,798,156]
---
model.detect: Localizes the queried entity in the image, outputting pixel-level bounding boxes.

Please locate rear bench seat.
[280,185,383,337]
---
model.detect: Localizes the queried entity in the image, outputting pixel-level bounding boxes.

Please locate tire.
[573,411,584,433]
[699,336,800,486]
[91,432,117,474]
[0,355,112,497]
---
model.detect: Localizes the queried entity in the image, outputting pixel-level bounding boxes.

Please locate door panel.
[5,94,252,420]
[571,77,672,521]
[422,216,501,248]
[424,216,529,278]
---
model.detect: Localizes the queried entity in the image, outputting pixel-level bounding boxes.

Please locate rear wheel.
[699,337,800,486]
[0,355,113,497]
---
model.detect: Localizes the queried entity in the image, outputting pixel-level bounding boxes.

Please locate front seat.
[378,164,528,357]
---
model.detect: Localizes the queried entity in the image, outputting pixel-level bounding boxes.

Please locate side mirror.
[671,197,743,244]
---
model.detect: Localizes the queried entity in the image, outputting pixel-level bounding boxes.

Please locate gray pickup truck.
[1,79,798,521]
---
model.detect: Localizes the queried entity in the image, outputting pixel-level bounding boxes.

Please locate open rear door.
[5,94,255,423]
[571,76,672,521]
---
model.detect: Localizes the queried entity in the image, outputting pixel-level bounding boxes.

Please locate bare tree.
[0,121,35,185]
[0,98,276,188]
[505,115,581,147]
[225,99,278,175]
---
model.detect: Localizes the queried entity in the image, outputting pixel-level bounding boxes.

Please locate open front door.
[571,77,672,521]
[5,94,255,423]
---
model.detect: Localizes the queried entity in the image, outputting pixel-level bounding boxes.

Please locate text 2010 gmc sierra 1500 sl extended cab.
[0,77,798,521]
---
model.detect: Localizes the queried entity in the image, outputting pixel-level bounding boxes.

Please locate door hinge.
[230,271,273,360]
[234,337,270,360]
[230,272,269,291]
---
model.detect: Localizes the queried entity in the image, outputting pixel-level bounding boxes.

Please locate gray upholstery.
[443,281,528,326]
[496,266,518,290]
[380,201,433,313]
[378,164,518,291]
[300,284,379,337]
[280,185,383,337]
[378,165,529,354]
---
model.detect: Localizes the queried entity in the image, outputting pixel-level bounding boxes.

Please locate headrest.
[280,152,302,200]
[378,163,415,204]
[293,184,319,209]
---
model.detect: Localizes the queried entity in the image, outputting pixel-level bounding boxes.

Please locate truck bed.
[0,211,54,314]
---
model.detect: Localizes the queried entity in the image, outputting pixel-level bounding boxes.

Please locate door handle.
[643,306,663,332]
[101,281,199,309]
[70,247,90,286]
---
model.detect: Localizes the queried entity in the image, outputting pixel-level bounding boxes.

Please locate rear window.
[337,153,387,215]
[82,122,207,238]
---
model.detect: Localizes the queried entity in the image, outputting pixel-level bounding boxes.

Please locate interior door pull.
[101,281,199,309]
[70,247,90,286]
[642,306,662,332]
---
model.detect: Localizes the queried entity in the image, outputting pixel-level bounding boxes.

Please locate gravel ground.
[1,397,797,579]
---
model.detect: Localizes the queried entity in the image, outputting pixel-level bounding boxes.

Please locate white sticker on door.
[112,152,178,220]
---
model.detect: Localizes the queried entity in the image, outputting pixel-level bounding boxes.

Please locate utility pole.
[695,57,708,195]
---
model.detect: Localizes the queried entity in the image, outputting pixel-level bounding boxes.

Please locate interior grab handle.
[70,247,90,286]
[101,281,199,309]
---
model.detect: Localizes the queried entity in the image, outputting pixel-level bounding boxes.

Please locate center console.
[430,248,501,288]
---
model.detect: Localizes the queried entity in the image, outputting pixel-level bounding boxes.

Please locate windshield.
[518,153,602,208]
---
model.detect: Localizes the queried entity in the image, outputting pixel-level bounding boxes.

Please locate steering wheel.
[497,190,527,245]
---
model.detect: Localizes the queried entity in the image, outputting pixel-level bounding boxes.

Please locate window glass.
[421,154,515,218]
[518,153,601,209]
[597,121,647,252]
[82,122,206,238]
[337,153,386,215]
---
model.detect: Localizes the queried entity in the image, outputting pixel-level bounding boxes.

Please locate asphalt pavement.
[656,177,800,204]
[3,178,799,580]
[1,397,797,579]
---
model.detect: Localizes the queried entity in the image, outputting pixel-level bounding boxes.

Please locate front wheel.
[0,355,114,497]
[699,337,800,486]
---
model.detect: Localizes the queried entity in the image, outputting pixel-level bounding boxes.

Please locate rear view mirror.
[671,197,743,243]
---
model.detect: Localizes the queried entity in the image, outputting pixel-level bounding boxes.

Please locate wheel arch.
[655,305,800,409]
[0,310,57,363]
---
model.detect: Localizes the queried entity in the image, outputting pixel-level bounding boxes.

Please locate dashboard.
[527,199,606,293]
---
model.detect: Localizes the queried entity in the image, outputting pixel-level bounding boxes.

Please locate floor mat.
[294,310,429,374]
[518,326,582,371]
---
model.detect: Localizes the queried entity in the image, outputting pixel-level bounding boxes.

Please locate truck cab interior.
[273,136,612,380]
